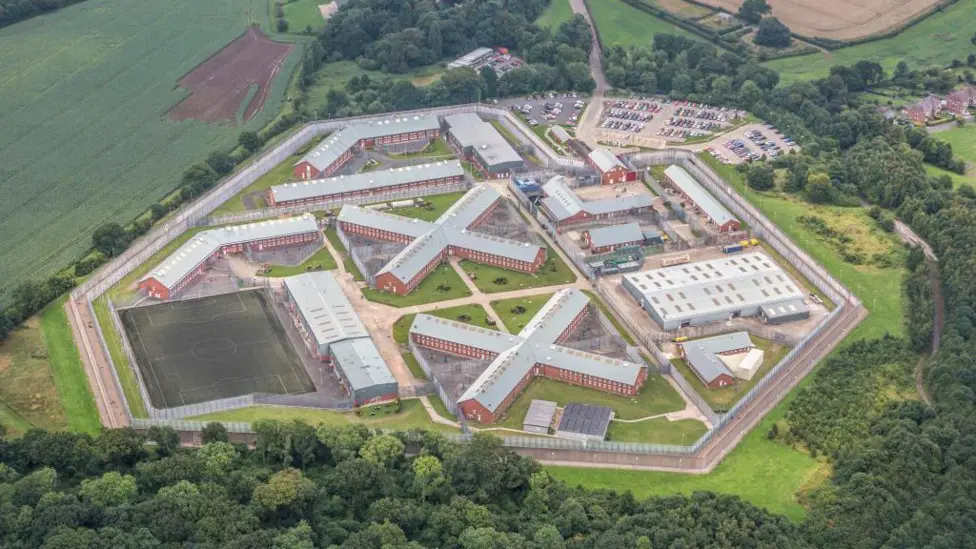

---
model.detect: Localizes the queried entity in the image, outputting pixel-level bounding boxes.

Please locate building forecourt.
[409,288,648,424]
[337,184,546,295]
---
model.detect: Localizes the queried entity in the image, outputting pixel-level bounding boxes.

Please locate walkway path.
[67,298,128,428]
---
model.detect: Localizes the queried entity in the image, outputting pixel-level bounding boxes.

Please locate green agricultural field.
[589,0,697,48]
[767,0,976,83]
[535,0,575,28]
[262,245,337,276]
[392,304,498,345]
[279,0,328,34]
[460,245,576,293]
[607,417,708,445]
[0,0,299,299]
[924,162,976,189]
[362,264,472,307]
[933,125,976,164]
[490,292,556,332]
[190,399,458,433]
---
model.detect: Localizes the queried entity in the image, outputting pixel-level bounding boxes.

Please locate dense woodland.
[0,0,87,29]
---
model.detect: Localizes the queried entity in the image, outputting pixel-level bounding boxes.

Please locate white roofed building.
[661,165,740,232]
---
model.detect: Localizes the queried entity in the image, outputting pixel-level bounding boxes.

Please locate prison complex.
[293,115,441,179]
[337,184,545,295]
[409,289,647,423]
[444,113,524,177]
[677,332,763,388]
[621,251,810,330]
[662,165,740,232]
[268,161,466,208]
[583,223,646,254]
[541,175,654,228]
[587,148,636,185]
[139,215,321,300]
[281,272,397,405]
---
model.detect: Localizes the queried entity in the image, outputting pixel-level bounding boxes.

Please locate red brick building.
[947,87,976,115]
[138,215,321,300]
[662,165,740,233]
[337,184,546,296]
[293,115,441,180]
[904,95,943,126]
[409,289,648,424]
[587,148,637,185]
[540,175,654,230]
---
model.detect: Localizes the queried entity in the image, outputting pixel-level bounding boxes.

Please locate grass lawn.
[362,264,472,307]
[490,376,686,429]
[392,191,466,222]
[699,154,905,340]
[461,161,487,181]
[932,125,976,164]
[281,0,328,34]
[460,245,576,294]
[428,394,456,419]
[671,336,790,412]
[385,138,454,160]
[189,399,458,433]
[535,0,575,28]
[490,292,555,332]
[402,352,427,381]
[489,121,521,147]
[325,228,365,281]
[305,62,444,109]
[40,298,101,435]
[766,0,976,83]
[212,153,303,214]
[589,0,698,48]
[393,304,498,344]
[924,162,976,189]
[607,417,708,445]
[263,245,337,277]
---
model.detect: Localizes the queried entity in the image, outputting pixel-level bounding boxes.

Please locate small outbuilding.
[523,399,557,434]
[759,298,810,325]
[555,403,614,441]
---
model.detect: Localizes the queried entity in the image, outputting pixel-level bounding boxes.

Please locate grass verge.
[490,292,556,332]
[362,264,472,307]
[40,298,101,434]
[607,417,708,445]
[460,245,576,294]
[263,245,337,277]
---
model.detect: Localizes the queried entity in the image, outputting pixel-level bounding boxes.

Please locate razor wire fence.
[336,225,376,287]
[410,340,459,417]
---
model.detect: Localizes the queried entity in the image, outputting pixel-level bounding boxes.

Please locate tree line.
[0,0,87,29]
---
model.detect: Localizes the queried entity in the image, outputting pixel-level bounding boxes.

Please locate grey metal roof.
[143,215,319,290]
[557,403,613,437]
[542,175,653,221]
[622,251,806,324]
[760,298,809,320]
[297,115,440,172]
[680,331,753,384]
[436,184,501,229]
[447,47,494,69]
[642,228,662,241]
[588,148,625,172]
[663,165,737,227]
[524,399,557,429]
[550,125,571,142]
[410,314,518,355]
[421,288,645,413]
[587,223,644,249]
[376,228,450,281]
[444,113,523,169]
[330,337,396,391]
[337,205,434,239]
[271,160,464,204]
[282,272,367,347]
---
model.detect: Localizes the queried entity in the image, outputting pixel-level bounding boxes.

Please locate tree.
[206,150,234,175]
[198,441,237,478]
[738,0,771,24]
[79,472,137,508]
[480,65,498,99]
[252,468,314,511]
[360,434,405,468]
[201,422,228,444]
[413,455,443,502]
[276,18,289,33]
[91,223,129,257]
[737,80,763,110]
[428,21,443,60]
[746,163,776,190]
[272,520,315,549]
[805,172,834,203]
[755,17,791,48]
[533,525,565,549]
[147,426,180,456]
[238,131,263,153]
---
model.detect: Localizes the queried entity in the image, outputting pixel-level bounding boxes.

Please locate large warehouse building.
[662,165,740,232]
[282,272,397,405]
[409,288,647,424]
[540,175,654,229]
[444,113,524,177]
[587,148,637,185]
[139,215,321,300]
[622,251,810,330]
[337,184,546,295]
[268,161,466,208]
[293,115,441,180]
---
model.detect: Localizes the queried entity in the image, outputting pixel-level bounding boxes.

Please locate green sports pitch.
[119,291,314,409]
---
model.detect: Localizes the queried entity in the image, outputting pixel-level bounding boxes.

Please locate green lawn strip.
[188,399,458,433]
[535,0,575,28]
[670,336,790,412]
[924,162,976,190]
[580,290,636,345]
[489,293,556,332]
[211,153,303,215]
[607,417,708,445]
[384,137,454,160]
[263,246,337,277]
[390,191,466,221]
[588,0,699,47]
[393,304,498,345]
[460,245,576,294]
[490,376,686,430]
[765,0,976,83]
[461,161,487,181]
[362,264,471,307]
[402,352,428,381]
[39,298,101,435]
[930,126,976,164]
[92,298,149,418]
[325,228,365,281]
[489,120,521,147]
[698,154,905,340]
[428,394,456,419]
[281,0,328,33]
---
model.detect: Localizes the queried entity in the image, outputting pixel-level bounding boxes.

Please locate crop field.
[0,0,299,300]
[588,0,698,48]
[536,0,576,28]
[767,0,976,83]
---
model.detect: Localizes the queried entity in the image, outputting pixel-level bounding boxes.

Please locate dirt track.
[169,27,293,124]
[694,0,941,41]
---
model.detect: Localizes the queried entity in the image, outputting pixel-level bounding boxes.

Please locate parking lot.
[704,125,798,164]
[499,93,589,128]
[595,97,746,147]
